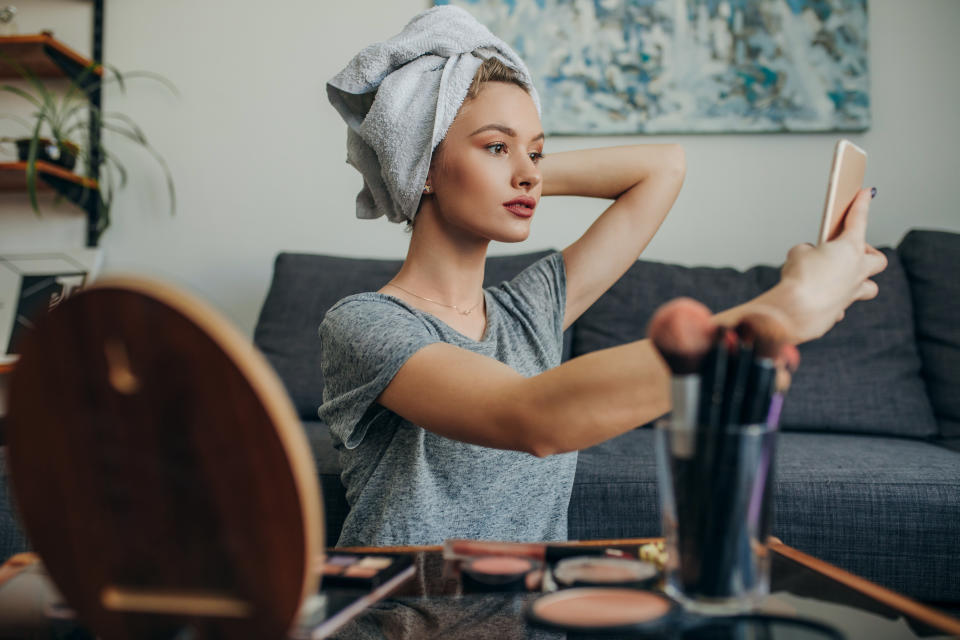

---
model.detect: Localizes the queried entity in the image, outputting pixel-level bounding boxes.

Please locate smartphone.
[818,139,867,245]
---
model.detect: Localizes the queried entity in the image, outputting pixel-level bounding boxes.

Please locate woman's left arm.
[541,144,686,330]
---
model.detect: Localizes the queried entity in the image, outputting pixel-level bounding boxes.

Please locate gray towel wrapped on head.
[327,5,540,224]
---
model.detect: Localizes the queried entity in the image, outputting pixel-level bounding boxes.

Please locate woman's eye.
[529,152,545,163]
[487,142,506,155]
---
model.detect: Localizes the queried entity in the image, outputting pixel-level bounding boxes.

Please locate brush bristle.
[775,367,793,393]
[778,344,801,373]
[647,298,715,375]
[734,311,790,359]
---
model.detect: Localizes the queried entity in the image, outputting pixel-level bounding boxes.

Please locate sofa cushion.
[254,250,569,419]
[301,421,349,547]
[570,249,938,438]
[897,229,960,438]
[569,428,960,601]
[773,432,960,602]
[0,449,30,561]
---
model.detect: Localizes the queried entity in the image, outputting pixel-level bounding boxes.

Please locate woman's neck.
[392,209,489,304]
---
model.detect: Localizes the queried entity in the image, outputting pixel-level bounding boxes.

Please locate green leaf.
[0,114,32,133]
[1,84,43,109]
[102,122,147,146]
[103,111,149,144]
[25,119,43,215]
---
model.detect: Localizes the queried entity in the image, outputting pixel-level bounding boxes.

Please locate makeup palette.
[317,552,414,589]
[526,588,846,639]
[553,556,659,590]
[526,587,678,635]
[460,556,540,593]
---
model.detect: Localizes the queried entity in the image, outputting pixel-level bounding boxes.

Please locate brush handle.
[720,343,754,428]
[690,333,729,593]
[740,360,776,425]
[670,375,700,459]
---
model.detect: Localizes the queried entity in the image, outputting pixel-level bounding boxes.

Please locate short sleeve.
[318,296,438,449]
[494,252,566,349]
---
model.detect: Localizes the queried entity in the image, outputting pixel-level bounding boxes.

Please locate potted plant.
[0,129,79,170]
[1,58,177,241]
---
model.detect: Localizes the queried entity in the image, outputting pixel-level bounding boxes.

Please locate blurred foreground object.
[6,276,323,639]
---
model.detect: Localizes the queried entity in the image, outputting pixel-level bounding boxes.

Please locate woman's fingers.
[839,188,873,241]
[857,279,879,301]
[786,242,815,262]
[864,246,888,276]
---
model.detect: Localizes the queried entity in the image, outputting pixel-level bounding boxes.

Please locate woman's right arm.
[377,188,887,457]
[378,337,671,457]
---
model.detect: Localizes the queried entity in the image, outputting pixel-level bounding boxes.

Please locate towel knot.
[327,5,540,224]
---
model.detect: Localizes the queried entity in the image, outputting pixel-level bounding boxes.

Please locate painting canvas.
[435,0,870,134]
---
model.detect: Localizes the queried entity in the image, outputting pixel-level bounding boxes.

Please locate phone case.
[819,139,867,245]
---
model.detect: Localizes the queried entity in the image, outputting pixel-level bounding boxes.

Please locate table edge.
[768,539,960,635]
[339,538,960,634]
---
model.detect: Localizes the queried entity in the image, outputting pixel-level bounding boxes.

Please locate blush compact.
[461,556,540,593]
[552,556,659,590]
[526,587,678,636]
[526,588,846,639]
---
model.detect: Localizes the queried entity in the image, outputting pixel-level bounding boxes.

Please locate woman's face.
[425,81,544,243]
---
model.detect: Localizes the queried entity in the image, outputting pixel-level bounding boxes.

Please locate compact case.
[318,552,414,590]
[460,556,540,593]
[553,556,659,590]
[525,587,845,638]
[527,588,680,637]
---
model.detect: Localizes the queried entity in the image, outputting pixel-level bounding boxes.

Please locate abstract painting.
[436,0,870,134]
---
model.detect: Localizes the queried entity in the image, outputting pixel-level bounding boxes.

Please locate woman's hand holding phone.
[778,187,887,342]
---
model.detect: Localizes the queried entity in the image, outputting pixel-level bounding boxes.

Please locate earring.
[422,185,432,194]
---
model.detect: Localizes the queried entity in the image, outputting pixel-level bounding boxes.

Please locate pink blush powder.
[532,588,671,627]
[468,556,533,575]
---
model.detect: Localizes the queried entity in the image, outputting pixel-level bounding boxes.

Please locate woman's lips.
[503,197,536,218]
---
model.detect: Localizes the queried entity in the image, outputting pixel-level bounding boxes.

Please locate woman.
[321,6,886,547]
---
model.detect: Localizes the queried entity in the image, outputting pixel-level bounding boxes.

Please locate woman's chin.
[490,229,531,244]
[491,218,533,243]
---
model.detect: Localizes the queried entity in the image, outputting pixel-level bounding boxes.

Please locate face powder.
[527,587,677,633]
[461,556,537,593]
[468,556,532,575]
[553,556,659,589]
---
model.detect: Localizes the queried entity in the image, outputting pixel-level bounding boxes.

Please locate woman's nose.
[513,158,542,190]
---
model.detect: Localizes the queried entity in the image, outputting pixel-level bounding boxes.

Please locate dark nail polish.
[870,187,878,199]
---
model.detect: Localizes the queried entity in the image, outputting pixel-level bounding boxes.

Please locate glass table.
[313,538,960,640]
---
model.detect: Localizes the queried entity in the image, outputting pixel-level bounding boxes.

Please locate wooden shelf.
[0,161,97,192]
[0,161,101,226]
[0,33,100,81]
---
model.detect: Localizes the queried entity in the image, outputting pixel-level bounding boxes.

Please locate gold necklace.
[385,283,484,316]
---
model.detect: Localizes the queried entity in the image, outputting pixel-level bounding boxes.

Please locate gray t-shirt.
[318,252,577,547]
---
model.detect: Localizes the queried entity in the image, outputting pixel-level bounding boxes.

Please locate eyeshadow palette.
[290,552,417,638]
[318,552,415,590]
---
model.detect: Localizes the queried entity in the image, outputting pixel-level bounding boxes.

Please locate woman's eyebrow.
[469,123,545,142]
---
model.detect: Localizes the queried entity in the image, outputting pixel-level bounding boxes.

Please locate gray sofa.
[0,230,956,605]
[251,228,960,605]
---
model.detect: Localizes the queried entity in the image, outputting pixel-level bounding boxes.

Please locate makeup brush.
[647,298,716,591]
[753,347,800,575]
[704,312,791,595]
[721,320,757,429]
[647,298,715,459]
[737,312,791,425]
[676,325,736,595]
[765,344,800,428]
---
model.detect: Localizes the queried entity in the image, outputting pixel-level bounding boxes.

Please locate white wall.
[1,0,958,336]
